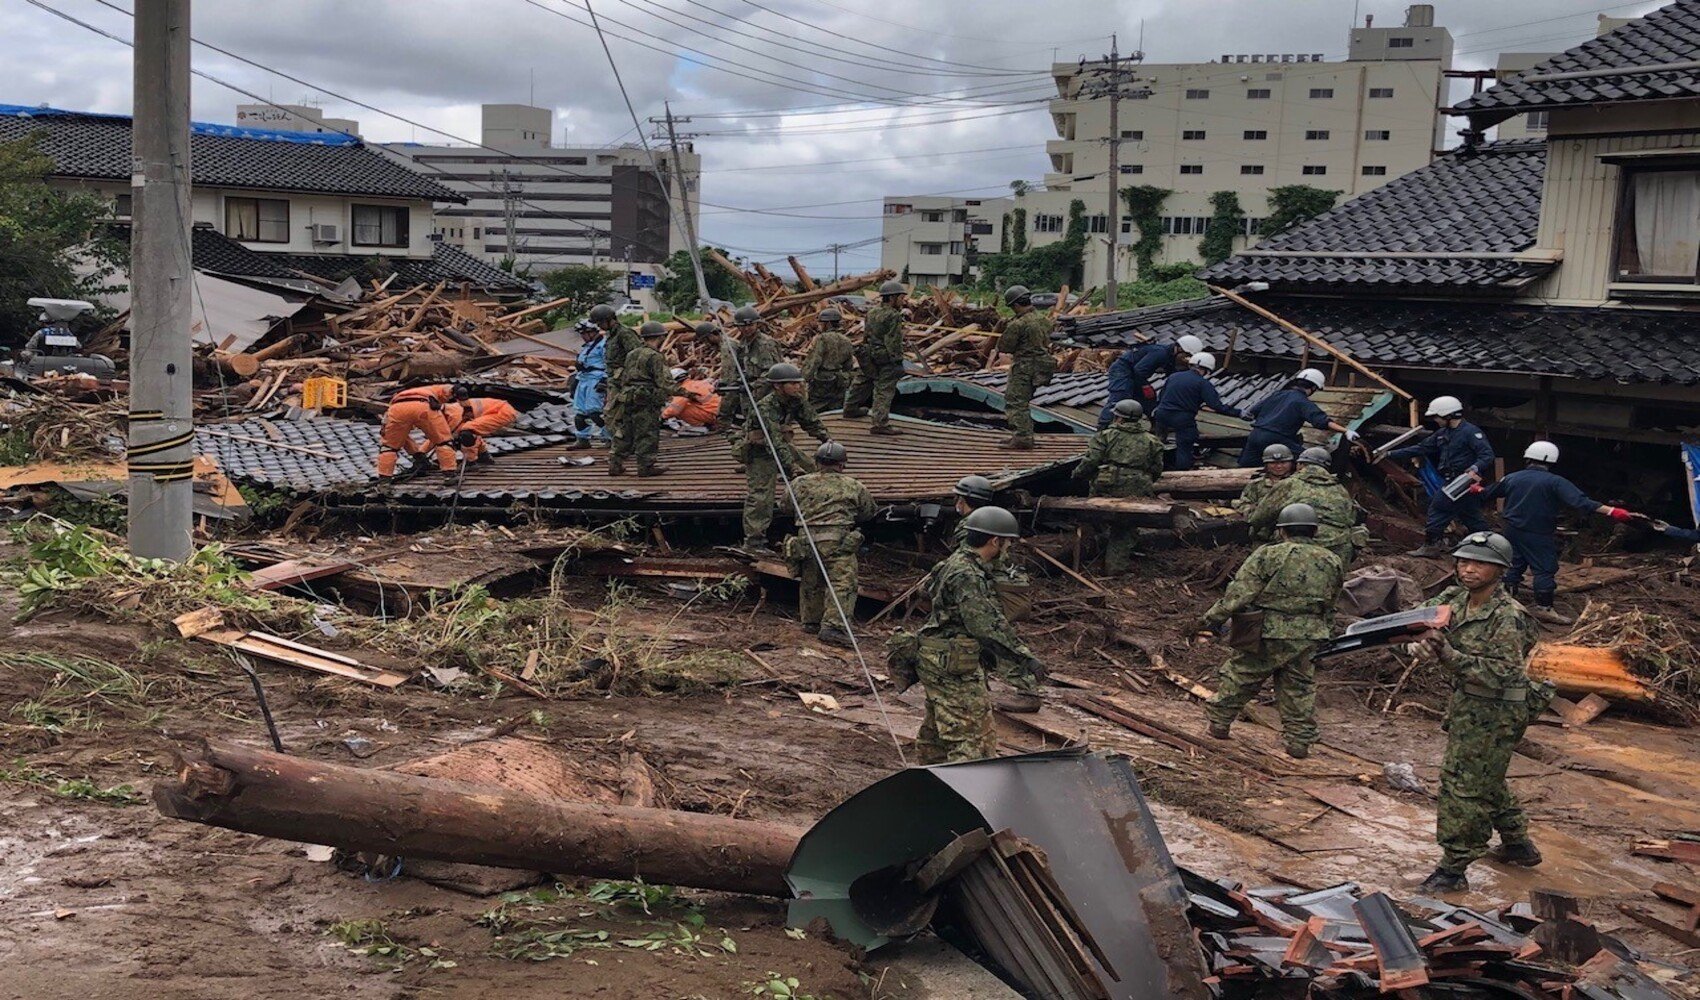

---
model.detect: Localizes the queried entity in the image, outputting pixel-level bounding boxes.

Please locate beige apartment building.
[883,5,1458,286]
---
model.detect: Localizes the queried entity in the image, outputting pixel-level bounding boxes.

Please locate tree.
[1260,185,1341,237]
[1008,207,1028,254]
[1199,191,1246,266]
[974,199,1087,293]
[539,264,623,317]
[1009,179,1030,199]
[1119,185,1171,280]
[655,247,746,313]
[0,134,125,347]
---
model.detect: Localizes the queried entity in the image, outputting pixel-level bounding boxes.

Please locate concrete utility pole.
[499,168,519,258]
[1081,36,1147,311]
[649,103,710,305]
[128,0,194,561]
[828,242,847,281]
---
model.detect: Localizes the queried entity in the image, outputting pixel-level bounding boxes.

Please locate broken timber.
[1027,495,1193,530]
[197,629,410,688]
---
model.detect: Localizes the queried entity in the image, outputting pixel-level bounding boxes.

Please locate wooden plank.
[1633,839,1700,865]
[1617,903,1700,949]
[1556,565,1640,595]
[245,557,360,592]
[1652,882,1700,931]
[172,607,225,639]
[197,629,410,688]
[1551,692,1611,726]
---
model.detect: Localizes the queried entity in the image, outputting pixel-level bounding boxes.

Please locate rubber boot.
[636,464,669,478]
[1207,721,1232,740]
[1285,744,1311,760]
[817,623,855,649]
[993,691,1042,714]
[1490,840,1543,867]
[1406,542,1447,558]
[1415,868,1469,894]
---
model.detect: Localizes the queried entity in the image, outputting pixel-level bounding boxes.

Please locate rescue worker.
[949,474,1034,641]
[450,396,519,466]
[1479,441,1639,624]
[1389,396,1496,557]
[843,280,908,435]
[1404,531,1544,894]
[913,505,1043,763]
[606,322,672,478]
[718,308,783,435]
[1236,443,1297,542]
[996,284,1057,451]
[595,303,639,378]
[1073,399,1164,572]
[1200,503,1345,759]
[739,362,831,554]
[1653,519,1700,545]
[801,307,855,410]
[661,367,720,434]
[1151,352,1242,470]
[1249,446,1366,568]
[1097,335,1204,429]
[377,383,466,479]
[569,318,608,449]
[785,441,875,649]
[1238,368,1361,466]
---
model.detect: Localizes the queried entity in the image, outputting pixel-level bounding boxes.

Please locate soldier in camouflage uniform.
[1201,503,1346,758]
[1236,443,1297,543]
[1073,399,1165,573]
[738,363,831,553]
[590,305,638,454]
[1248,447,1367,567]
[606,322,673,477]
[948,475,1037,700]
[843,280,907,435]
[802,308,855,410]
[1406,531,1544,895]
[785,441,875,648]
[996,285,1057,450]
[718,307,784,437]
[912,506,1042,763]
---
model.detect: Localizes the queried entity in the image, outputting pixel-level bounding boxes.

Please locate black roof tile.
[259,243,532,293]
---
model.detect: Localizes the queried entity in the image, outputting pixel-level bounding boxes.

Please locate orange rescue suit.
[662,379,722,428]
[451,397,519,460]
[377,384,458,476]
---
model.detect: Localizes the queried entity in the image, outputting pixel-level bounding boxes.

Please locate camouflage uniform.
[718,330,783,435]
[1424,584,1541,875]
[600,323,644,442]
[785,469,875,629]
[607,343,673,474]
[1249,465,1365,567]
[1235,473,1282,543]
[1073,415,1165,572]
[916,548,1035,763]
[802,329,855,411]
[1201,539,1345,754]
[997,310,1056,444]
[738,391,829,547]
[842,305,905,429]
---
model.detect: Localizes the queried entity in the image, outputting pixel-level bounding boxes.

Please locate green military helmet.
[1113,398,1144,420]
[878,279,906,298]
[963,504,1020,538]
[1298,446,1331,466]
[1452,530,1514,568]
[734,305,761,326]
[639,320,667,339]
[1004,284,1032,307]
[694,321,721,337]
[766,362,804,384]
[1276,502,1319,529]
[819,308,842,325]
[953,474,995,503]
[815,440,847,465]
[588,303,617,324]
[1262,443,1295,463]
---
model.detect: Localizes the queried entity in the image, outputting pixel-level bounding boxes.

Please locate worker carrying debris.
[1237,444,1297,541]
[1096,334,1203,429]
[661,366,720,435]
[1390,396,1496,557]
[784,441,875,649]
[1200,502,1346,760]
[606,322,673,478]
[738,362,832,554]
[904,505,1044,762]
[1247,446,1368,567]
[801,307,855,410]
[1236,368,1361,467]
[1073,399,1164,573]
[450,396,519,466]
[1479,441,1641,625]
[843,280,907,435]
[1400,530,1547,895]
[376,383,467,479]
[996,285,1058,451]
[569,318,608,450]
[718,309,784,436]
[1151,352,1242,471]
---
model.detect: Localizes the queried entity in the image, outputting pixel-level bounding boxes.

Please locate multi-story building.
[234,102,360,137]
[879,195,1012,287]
[1493,15,1644,141]
[380,104,701,301]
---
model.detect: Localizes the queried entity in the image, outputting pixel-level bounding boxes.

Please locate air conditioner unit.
[310,223,339,244]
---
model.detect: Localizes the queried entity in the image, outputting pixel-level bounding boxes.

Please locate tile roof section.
[256,244,533,294]
[0,105,461,202]
[1198,141,1550,292]
[1455,1,1700,116]
[1061,295,1700,386]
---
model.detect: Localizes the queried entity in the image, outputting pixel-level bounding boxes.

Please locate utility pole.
[128,0,194,561]
[1080,36,1147,311]
[828,242,846,281]
[649,103,710,304]
[500,168,519,259]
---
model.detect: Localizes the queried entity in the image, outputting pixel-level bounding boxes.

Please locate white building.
[879,195,1012,287]
[235,102,360,137]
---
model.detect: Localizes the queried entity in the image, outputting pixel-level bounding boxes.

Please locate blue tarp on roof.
[0,104,360,146]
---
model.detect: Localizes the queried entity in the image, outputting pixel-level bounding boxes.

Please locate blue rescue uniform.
[572,335,609,442]
[1151,369,1242,471]
[1480,467,1599,602]
[1098,343,1180,428]
[1390,420,1496,544]
[1239,388,1331,467]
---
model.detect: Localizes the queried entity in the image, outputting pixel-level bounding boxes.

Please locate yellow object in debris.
[302,376,347,410]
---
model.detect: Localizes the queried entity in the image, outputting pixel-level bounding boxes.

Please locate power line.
[793,0,1103,49]
[731,0,1057,74]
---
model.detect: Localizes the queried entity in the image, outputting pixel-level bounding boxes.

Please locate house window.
[1180,164,1203,175]
[1365,129,1391,141]
[884,203,912,215]
[352,204,409,247]
[1182,130,1206,140]
[1033,213,1065,233]
[225,196,290,243]
[1243,130,1268,141]
[1368,87,1395,98]
[1186,88,1210,99]
[1305,129,1330,141]
[1389,36,1415,48]
[1309,88,1334,99]
[1525,111,1550,132]
[473,227,482,239]
[1241,164,1265,175]
[1241,217,1266,236]
[1362,165,1388,176]
[1247,88,1271,99]
[1302,165,1327,175]
[921,210,944,223]
[949,241,964,254]
[952,209,967,222]
[1087,214,1109,233]
[1120,129,1144,140]
[1120,164,1143,174]
[918,243,944,255]
[1614,167,1700,283]
[969,221,994,234]
[112,193,132,218]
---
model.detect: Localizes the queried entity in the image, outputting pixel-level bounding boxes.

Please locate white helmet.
[670,367,688,381]
[1523,440,1559,464]
[1425,395,1464,419]
[1190,352,1216,373]
[1295,368,1326,390]
[1176,335,1205,355]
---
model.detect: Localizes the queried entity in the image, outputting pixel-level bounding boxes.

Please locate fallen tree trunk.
[154,739,804,897]
[1153,467,1256,499]
[1026,495,1193,530]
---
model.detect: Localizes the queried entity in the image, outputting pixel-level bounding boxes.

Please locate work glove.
[1467,484,1485,495]
[1344,428,1361,443]
[1606,507,1635,523]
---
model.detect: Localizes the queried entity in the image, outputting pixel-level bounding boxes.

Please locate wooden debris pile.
[1531,601,1700,724]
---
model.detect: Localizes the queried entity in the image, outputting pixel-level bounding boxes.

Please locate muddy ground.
[2,526,1698,1000]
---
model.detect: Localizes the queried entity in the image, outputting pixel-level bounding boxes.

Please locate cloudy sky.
[0,0,1670,274]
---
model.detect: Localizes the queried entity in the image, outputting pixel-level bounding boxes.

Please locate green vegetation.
[0,429,28,465]
[745,974,824,999]
[0,761,142,805]
[1200,191,1246,266]
[656,247,749,312]
[1120,185,1171,279]
[40,493,127,533]
[478,882,737,964]
[327,918,457,970]
[1008,207,1028,253]
[539,264,625,320]
[1260,184,1341,237]
[976,198,1086,292]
